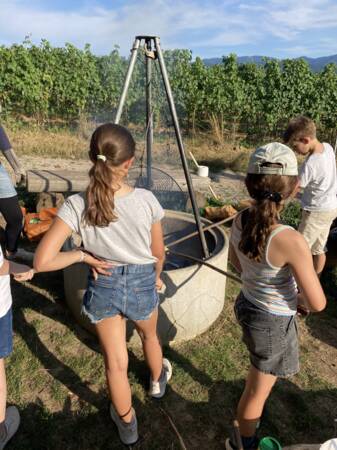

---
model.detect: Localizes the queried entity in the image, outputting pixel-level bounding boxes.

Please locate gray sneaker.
[0,406,20,450]
[149,358,172,399]
[6,248,34,263]
[109,403,138,446]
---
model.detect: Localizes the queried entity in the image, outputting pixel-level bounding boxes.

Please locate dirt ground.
[3,154,248,205]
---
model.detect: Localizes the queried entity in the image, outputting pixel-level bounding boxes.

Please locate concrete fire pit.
[63,210,229,345]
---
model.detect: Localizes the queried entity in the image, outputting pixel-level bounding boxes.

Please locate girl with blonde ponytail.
[34,123,171,446]
[226,143,326,450]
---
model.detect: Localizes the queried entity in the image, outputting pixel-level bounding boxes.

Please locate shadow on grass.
[8,371,337,449]
[8,273,337,449]
[305,266,337,350]
[12,274,104,409]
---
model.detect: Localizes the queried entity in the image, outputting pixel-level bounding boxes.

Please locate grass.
[280,200,302,229]
[5,264,337,449]
[2,122,337,448]
[4,122,253,174]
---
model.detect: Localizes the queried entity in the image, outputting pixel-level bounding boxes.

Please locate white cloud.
[0,0,336,56]
[280,37,337,57]
[267,0,337,32]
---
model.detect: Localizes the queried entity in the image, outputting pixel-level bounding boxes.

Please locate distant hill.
[203,54,337,72]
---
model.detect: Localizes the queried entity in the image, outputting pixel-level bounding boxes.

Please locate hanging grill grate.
[127,165,188,211]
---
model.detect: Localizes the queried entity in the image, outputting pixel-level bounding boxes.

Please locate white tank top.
[230,214,298,316]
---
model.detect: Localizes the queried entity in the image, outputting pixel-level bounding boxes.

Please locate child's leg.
[0,196,23,254]
[95,315,133,423]
[135,308,162,381]
[237,365,277,437]
[299,209,337,276]
[0,359,6,422]
[313,253,326,276]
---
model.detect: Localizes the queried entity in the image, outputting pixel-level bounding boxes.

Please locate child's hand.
[297,293,310,317]
[156,277,165,293]
[81,252,115,280]
[13,268,34,281]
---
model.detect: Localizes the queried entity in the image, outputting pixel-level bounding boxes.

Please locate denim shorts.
[234,292,299,377]
[82,263,159,323]
[0,308,13,358]
[0,164,16,199]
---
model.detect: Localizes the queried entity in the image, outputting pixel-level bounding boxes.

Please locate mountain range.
[203,54,337,72]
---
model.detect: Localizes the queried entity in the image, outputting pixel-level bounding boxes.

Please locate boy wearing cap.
[284,116,337,275]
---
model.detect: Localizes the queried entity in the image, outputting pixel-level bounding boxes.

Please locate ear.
[300,137,310,145]
[124,157,135,170]
[291,178,301,198]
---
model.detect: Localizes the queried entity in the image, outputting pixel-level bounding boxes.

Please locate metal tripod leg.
[145,38,153,189]
[154,37,209,258]
[114,38,141,124]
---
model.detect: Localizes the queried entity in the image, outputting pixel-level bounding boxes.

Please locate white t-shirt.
[0,247,12,317]
[57,188,165,265]
[300,143,337,211]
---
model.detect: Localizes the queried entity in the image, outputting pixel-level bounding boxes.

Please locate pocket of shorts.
[83,287,117,316]
[240,320,272,359]
[134,285,158,316]
[83,289,94,308]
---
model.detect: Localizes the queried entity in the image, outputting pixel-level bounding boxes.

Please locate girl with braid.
[227,143,326,450]
[34,123,171,446]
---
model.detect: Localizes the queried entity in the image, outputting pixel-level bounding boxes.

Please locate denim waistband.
[108,263,155,275]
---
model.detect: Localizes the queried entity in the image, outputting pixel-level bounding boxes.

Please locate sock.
[241,435,259,450]
[229,434,258,450]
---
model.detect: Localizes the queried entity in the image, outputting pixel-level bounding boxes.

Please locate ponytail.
[239,199,280,261]
[239,173,298,261]
[83,123,135,227]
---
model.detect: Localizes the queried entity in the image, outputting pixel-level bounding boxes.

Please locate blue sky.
[0,0,336,58]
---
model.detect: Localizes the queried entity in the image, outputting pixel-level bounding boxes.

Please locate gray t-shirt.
[58,188,164,265]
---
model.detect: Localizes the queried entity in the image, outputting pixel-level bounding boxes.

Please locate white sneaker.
[149,358,172,399]
[0,406,20,450]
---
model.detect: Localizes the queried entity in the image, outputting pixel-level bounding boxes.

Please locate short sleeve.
[57,197,81,233]
[299,161,312,189]
[148,193,165,224]
[0,125,11,152]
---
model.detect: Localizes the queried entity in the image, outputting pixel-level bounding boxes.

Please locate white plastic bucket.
[197,165,209,177]
[320,439,337,450]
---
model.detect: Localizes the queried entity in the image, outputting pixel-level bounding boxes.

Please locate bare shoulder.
[273,227,310,264]
[273,227,307,248]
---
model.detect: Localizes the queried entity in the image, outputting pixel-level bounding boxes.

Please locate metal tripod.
[114,35,209,258]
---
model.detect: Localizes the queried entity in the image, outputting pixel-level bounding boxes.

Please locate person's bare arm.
[34,217,113,273]
[283,231,326,312]
[0,259,34,281]
[3,148,24,184]
[150,221,165,290]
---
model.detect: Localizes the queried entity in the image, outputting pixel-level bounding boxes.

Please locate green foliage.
[280,200,302,229]
[0,40,336,142]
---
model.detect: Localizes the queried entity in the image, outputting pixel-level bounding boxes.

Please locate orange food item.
[24,207,58,241]
[205,204,237,221]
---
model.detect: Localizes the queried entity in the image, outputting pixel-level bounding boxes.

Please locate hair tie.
[97,154,107,162]
[253,191,282,203]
